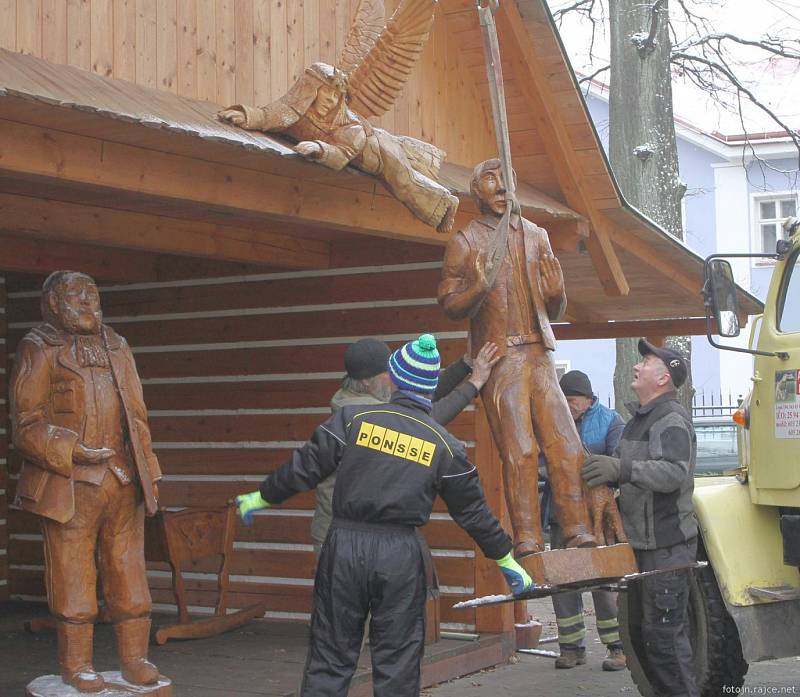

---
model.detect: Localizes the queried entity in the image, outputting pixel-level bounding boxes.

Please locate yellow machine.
[623,219,800,697]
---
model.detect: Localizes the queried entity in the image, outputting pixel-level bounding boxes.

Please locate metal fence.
[691,391,742,418]
[601,391,742,419]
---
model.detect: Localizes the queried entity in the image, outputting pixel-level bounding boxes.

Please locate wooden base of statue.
[26,674,172,696]
[519,543,637,587]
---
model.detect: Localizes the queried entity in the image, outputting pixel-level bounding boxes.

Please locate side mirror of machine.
[705,259,741,338]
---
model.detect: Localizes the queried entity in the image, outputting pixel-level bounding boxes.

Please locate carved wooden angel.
[218,0,458,233]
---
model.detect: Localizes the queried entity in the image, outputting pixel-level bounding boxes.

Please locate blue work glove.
[235,491,270,524]
[582,454,622,488]
[495,552,534,596]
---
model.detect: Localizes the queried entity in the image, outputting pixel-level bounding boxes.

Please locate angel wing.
[337,0,386,74]
[345,0,438,119]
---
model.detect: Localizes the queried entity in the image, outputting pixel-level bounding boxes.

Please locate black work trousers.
[634,538,699,697]
[300,519,427,697]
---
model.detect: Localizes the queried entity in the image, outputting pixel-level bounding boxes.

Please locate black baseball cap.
[638,339,688,388]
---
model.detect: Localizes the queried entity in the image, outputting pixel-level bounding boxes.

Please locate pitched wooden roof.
[0,12,762,333]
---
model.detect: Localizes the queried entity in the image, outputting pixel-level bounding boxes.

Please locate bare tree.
[551,0,799,414]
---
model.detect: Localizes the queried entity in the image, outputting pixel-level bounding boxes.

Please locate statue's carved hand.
[540,253,564,298]
[218,108,247,126]
[73,443,115,466]
[587,485,627,546]
[295,141,324,160]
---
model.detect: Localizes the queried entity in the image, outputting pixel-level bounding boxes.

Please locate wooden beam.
[0,192,330,270]
[607,223,702,300]
[0,232,164,281]
[554,317,716,340]
[547,218,589,253]
[496,6,630,297]
[0,119,466,246]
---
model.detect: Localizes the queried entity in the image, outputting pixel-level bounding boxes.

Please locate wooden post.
[0,274,8,600]
[472,399,514,634]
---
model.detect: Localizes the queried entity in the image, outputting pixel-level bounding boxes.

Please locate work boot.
[602,645,627,671]
[57,621,105,692]
[114,618,159,685]
[554,646,586,669]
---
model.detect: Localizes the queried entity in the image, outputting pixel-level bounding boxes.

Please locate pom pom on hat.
[389,334,441,394]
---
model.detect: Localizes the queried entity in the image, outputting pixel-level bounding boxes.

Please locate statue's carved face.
[310,84,342,119]
[50,275,103,336]
[475,167,508,216]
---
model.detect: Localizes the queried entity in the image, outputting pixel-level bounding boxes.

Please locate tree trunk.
[608,0,692,414]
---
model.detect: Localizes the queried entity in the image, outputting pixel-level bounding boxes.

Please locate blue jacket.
[542,397,624,525]
[579,397,625,456]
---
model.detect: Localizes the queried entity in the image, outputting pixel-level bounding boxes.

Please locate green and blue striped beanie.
[389,334,440,394]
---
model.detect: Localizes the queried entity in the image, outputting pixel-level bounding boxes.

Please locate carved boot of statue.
[57,622,105,693]
[115,618,160,685]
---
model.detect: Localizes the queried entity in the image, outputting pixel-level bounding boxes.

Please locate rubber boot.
[602,645,627,671]
[554,646,586,669]
[114,618,159,685]
[57,621,105,693]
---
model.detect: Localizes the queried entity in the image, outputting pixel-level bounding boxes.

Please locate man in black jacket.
[311,337,499,558]
[237,334,531,697]
[582,339,698,697]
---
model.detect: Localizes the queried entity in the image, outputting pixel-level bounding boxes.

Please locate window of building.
[554,360,570,379]
[754,194,797,254]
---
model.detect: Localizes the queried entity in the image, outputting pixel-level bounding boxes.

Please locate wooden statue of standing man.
[10,271,163,693]
[439,160,618,559]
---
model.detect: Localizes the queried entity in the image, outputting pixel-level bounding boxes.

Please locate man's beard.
[59,305,102,336]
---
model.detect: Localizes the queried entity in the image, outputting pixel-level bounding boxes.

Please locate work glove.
[235,491,270,525]
[495,552,534,596]
[582,454,622,488]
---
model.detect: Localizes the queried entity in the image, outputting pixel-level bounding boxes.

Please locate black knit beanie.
[559,370,593,397]
[344,338,391,380]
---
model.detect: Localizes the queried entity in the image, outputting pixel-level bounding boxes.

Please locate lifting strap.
[476,0,520,288]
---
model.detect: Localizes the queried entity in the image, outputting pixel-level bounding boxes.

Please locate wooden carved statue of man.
[438,159,599,558]
[10,271,162,692]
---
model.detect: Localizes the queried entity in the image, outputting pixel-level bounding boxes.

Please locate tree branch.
[643,0,667,52]
[578,64,611,84]
[671,51,800,166]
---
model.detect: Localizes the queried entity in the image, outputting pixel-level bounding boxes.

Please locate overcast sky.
[547,0,800,136]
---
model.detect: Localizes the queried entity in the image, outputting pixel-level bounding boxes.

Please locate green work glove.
[235,490,270,525]
[582,454,622,488]
[496,552,534,596]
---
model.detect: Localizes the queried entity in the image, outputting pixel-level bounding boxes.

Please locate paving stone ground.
[424,597,800,697]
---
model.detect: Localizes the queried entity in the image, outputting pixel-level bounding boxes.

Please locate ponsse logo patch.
[356,421,436,466]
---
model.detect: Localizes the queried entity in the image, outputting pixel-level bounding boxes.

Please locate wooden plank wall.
[0,275,7,601]
[0,0,494,168]
[3,242,490,632]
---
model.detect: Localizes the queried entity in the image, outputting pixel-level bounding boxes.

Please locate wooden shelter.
[0,0,760,683]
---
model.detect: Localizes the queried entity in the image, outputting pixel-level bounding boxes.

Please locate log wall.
[0,0,495,168]
[0,275,7,601]
[4,240,498,632]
